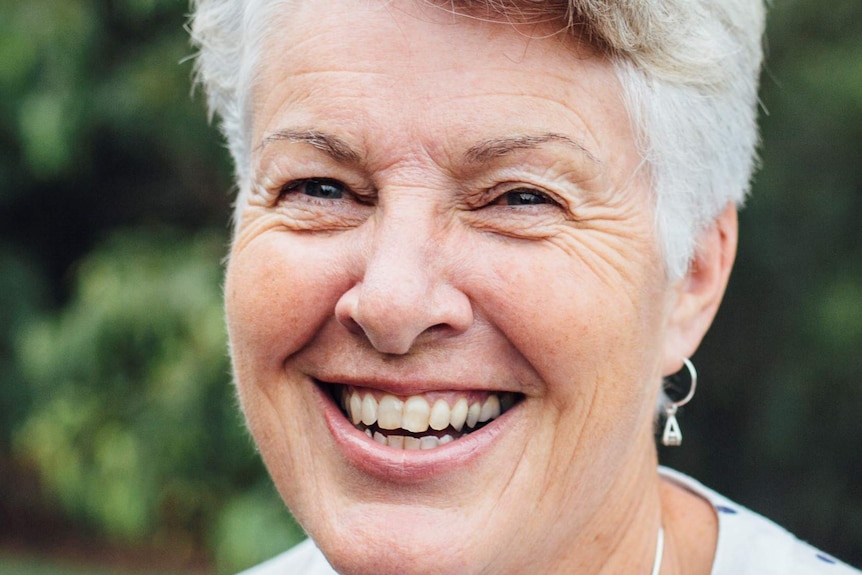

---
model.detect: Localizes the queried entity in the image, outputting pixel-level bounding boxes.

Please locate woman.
[190,1,860,574]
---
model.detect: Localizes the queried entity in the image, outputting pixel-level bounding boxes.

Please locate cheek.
[474,241,668,409]
[225,233,355,374]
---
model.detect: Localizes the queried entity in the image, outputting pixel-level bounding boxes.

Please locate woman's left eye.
[492,188,555,207]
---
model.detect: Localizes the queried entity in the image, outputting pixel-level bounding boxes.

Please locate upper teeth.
[340,387,515,441]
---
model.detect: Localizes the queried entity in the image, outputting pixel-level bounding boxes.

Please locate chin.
[313,507,476,575]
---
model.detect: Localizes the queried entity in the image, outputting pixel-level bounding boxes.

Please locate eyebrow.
[464,133,600,165]
[260,128,361,163]
[260,128,599,167]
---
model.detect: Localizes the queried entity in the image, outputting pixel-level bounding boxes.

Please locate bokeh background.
[1,0,860,573]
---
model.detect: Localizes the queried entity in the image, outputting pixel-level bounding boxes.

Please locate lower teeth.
[364,427,456,450]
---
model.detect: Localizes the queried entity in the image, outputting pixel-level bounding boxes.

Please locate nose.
[334,211,473,355]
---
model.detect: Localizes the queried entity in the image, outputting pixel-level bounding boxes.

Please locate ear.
[662,202,738,376]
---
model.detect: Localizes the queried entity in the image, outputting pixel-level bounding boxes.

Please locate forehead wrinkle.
[259,128,361,164]
[465,133,601,165]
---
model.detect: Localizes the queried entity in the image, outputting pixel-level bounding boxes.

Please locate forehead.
[251,0,636,173]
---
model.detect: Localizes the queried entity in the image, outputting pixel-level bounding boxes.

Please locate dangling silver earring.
[661,358,697,447]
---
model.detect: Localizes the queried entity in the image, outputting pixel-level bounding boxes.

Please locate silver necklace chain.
[651,527,665,575]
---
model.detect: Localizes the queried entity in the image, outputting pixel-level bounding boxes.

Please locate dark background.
[1,0,860,573]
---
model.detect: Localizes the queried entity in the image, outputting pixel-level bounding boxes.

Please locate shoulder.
[236,538,338,575]
[660,467,861,575]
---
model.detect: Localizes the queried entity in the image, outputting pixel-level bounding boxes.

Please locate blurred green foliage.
[0,0,860,572]
[17,231,231,539]
[0,0,301,572]
[7,231,305,572]
[1,551,183,575]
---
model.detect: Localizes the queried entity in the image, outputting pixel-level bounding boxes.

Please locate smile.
[332,385,520,450]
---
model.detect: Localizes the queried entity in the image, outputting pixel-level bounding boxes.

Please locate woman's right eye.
[282,178,346,200]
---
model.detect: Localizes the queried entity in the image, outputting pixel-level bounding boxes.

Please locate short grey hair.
[189,0,766,279]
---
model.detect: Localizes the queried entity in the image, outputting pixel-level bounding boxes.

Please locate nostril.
[424,323,452,338]
[339,315,366,337]
[334,283,364,334]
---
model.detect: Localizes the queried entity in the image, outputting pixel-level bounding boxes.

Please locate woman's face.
[226,2,680,573]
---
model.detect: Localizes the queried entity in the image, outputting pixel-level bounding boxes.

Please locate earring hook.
[661,358,697,447]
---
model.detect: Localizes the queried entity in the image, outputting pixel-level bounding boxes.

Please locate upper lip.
[311,374,515,397]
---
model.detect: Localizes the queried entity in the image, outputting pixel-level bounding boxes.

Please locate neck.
[493,430,718,575]
[590,443,665,575]
[503,428,664,575]
[656,473,719,575]
[581,447,718,575]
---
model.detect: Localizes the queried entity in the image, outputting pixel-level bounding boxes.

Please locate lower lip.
[313,382,520,484]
